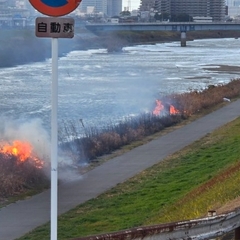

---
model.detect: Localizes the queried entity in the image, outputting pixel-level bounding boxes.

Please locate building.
[0,0,30,27]
[80,0,107,15]
[226,0,240,17]
[157,0,171,14]
[182,0,225,22]
[139,0,226,22]
[170,0,226,22]
[80,0,122,16]
[209,0,226,21]
[107,0,122,17]
[139,0,156,11]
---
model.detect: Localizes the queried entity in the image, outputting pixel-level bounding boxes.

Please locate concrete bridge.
[85,22,240,47]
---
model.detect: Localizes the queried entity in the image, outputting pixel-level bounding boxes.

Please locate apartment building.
[0,0,30,26]
[209,0,225,21]
[226,0,240,17]
[155,0,171,13]
[139,0,156,11]
[80,0,107,15]
[140,0,226,21]
[171,0,209,17]
[107,0,122,16]
[80,0,122,16]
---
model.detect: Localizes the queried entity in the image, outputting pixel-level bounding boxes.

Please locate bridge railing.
[85,21,240,33]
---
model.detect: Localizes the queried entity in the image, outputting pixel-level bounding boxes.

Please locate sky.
[122,0,140,10]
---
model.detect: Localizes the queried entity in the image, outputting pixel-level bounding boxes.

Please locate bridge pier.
[235,226,240,239]
[181,32,187,47]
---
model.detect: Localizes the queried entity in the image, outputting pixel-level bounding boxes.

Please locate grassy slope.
[18,112,240,240]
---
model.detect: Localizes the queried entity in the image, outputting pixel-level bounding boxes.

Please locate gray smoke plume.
[0,117,82,182]
[0,118,50,162]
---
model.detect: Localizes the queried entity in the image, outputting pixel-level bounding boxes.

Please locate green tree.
[161,12,170,21]
[119,11,131,17]
[154,12,161,21]
[173,13,193,22]
[155,12,170,21]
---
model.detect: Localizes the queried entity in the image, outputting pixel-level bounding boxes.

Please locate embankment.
[1,27,240,67]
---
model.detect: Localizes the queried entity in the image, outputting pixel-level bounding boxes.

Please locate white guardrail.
[73,208,240,240]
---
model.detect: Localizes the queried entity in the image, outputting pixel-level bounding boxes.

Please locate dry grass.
[59,79,240,164]
[2,79,240,206]
[0,153,49,205]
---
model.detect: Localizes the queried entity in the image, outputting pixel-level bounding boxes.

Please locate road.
[1,99,240,240]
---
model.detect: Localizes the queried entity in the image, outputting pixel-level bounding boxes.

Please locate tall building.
[0,0,30,26]
[209,0,226,21]
[171,0,206,17]
[107,0,122,16]
[139,0,156,11]
[80,0,122,16]
[226,0,240,17]
[80,0,108,15]
[140,0,170,13]
[155,0,171,14]
[140,0,226,21]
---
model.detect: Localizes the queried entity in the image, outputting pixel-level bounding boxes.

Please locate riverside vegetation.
[2,79,239,204]
[59,79,240,163]
[0,78,236,240]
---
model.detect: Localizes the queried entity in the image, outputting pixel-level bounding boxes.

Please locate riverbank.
[76,29,240,52]
[1,28,240,67]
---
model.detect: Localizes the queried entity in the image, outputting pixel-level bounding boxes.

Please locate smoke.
[0,117,82,182]
[0,118,50,162]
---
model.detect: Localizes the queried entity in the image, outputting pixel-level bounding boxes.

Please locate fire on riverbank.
[59,79,240,164]
[153,99,180,116]
[2,79,240,201]
[0,139,49,199]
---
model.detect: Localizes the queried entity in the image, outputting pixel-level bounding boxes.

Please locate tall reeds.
[0,154,48,199]
[59,79,240,164]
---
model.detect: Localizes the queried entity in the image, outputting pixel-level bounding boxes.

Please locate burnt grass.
[1,79,240,202]
[59,79,240,164]
[0,154,49,203]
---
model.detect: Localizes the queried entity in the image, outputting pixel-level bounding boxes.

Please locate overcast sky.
[122,0,140,10]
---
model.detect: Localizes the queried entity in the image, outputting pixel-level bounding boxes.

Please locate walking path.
[1,100,240,240]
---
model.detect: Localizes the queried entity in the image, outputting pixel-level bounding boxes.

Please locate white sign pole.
[51,37,58,240]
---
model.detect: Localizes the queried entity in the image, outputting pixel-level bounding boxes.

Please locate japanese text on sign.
[36,17,74,38]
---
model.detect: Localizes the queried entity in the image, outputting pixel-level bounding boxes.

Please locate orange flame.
[153,99,180,116]
[153,100,164,115]
[1,140,32,161]
[170,105,180,115]
[0,140,44,168]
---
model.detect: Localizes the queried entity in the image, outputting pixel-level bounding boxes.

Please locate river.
[0,37,240,136]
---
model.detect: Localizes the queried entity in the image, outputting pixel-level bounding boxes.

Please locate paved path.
[1,100,240,240]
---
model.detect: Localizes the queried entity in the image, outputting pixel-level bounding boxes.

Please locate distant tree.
[119,11,131,17]
[161,12,170,21]
[172,13,193,22]
[154,12,170,21]
[154,13,161,21]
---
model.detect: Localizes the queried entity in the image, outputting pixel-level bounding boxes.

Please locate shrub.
[0,153,49,199]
